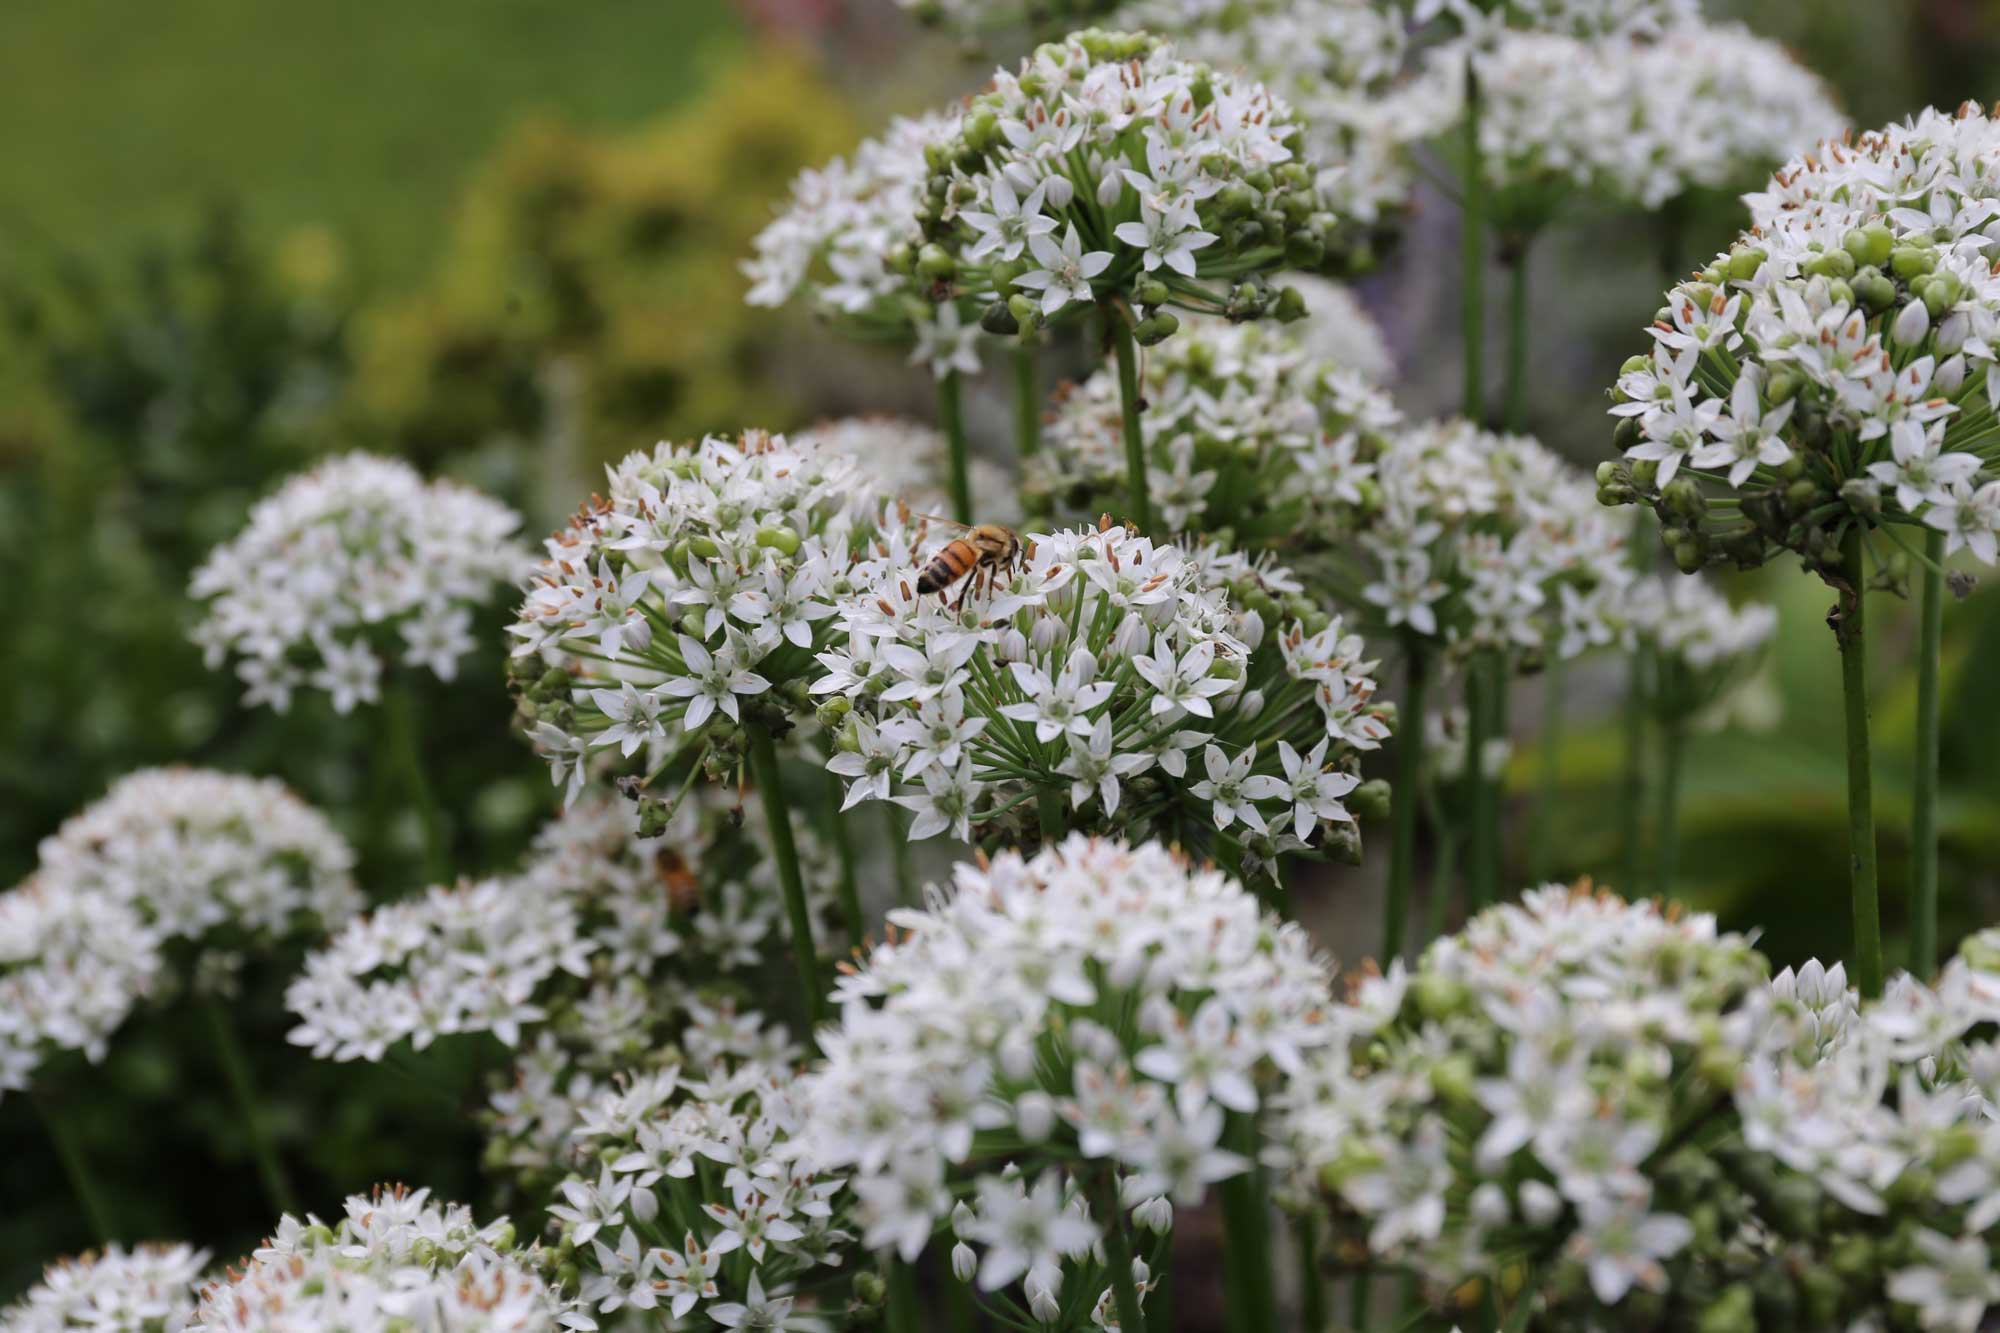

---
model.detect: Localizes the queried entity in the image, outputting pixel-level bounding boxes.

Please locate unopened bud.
[1351,778,1391,823]
[1892,297,1931,346]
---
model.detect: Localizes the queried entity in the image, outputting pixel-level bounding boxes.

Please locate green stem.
[1912,528,1944,976]
[1527,654,1563,883]
[1838,529,1884,997]
[1621,640,1654,893]
[1296,1213,1328,1333]
[1108,304,1154,532]
[1502,234,1532,432]
[1422,783,1458,949]
[1013,341,1041,462]
[745,726,828,1038]
[204,995,297,1216]
[1347,1271,1372,1332]
[1037,784,1068,845]
[1218,1115,1276,1333]
[824,769,867,951]
[886,1260,920,1333]
[1654,711,1686,898]
[1467,653,1505,911]
[386,681,447,885]
[1460,54,1486,422]
[886,803,916,906]
[1385,644,1428,962]
[34,1086,114,1245]
[1092,1174,1147,1333]
[939,370,974,526]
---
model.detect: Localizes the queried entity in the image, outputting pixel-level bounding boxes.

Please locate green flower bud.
[1726,247,1767,282]
[1629,458,1660,490]
[1890,244,1936,280]
[1823,277,1855,309]
[917,244,956,281]
[1765,368,1803,404]
[1925,271,1963,315]
[688,534,720,560]
[1134,276,1170,307]
[1007,293,1039,325]
[1852,266,1897,312]
[1663,476,1706,520]
[1284,229,1325,269]
[1430,1053,1476,1105]
[1216,183,1256,219]
[1350,778,1391,823]
[1412,973,1467,1019]
[1806,247,1856,280]
[756,525,801,556]
[1844,223,1894,268]
[1785,478,1819,509]
[1273,285,1309,322]
[1673,535,1706,574]
[980,301,1020,336]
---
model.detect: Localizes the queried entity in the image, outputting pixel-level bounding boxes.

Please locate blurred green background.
[3,0,1999,1303]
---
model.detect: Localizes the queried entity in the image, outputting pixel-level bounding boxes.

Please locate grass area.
[0,0,741,284]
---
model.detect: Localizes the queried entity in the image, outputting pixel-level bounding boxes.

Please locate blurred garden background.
[4,0,2000,1303]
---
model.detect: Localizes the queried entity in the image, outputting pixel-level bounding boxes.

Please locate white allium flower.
[1035,315,1400,540]
[798,836,1337,1295]
[0,883,161,1096]
[917,31,1344,330]
[1402,22,1840,222]
[33,768,359,946]
[1606,102,2000,578]
[190,1186,568,1333]
[1354,419,1630,661]
[551,1053,851,1327]
[1,1243,209,1333]
[744,110,962,332]
[191,453,527,713]
[510,431,879,803]
[795,417,1019,525]
[814,519,1390,868]
[1623,576,1776,723]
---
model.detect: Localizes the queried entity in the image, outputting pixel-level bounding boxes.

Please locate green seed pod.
[1726,246,1767,282]
[1890,244,1936,280]
[980,301,1020,336]
[755,525,801,556]
[1349,778,1392,822]
[1806,247,1856,279]
[916,243,956,281]
[1852,266,1897,312]
[1273,285,1308,322]
[1134,276,1170,307]
[1284,228,1325,269]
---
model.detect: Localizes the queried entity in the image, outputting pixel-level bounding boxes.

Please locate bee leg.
[951,569,978,612]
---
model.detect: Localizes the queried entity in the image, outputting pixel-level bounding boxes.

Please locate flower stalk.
[1385,642,1428,961]
[1092,1173,1147,1333]
[386,682,447,886]
[1528,654,1564,883]
[1108,304,1154,533]
[1466,653,1504,911]
[1912,528,1944,976]
[1501,232,1534,432]
[1838,528,1883,997]
[34,1086,114,1245]
[746,724,827,1038]
[1654,707,1687,898]
[939,369,974,526]
[1460,54,1486,422]
[1218,1113,1276,1333]
[1013,342,1041,462]
[204,995,297,1216]
[823,767,867,950]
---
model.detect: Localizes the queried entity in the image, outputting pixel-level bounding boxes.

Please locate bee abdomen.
[916,559,953,595]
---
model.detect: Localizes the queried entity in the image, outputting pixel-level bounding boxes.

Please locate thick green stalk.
[1621,529,1658,890]
[1218,1115,1277,1333]
[34,1087,113,1244]
[1296,1213,1328,1333]
[1037,784,1068,845]
[1502,235,1532,432]
[1460,55,1486,422]
[1654,712,1686,898]
[938,370,974,525]
[1347,1272,1372,1332]
[1422,782,1458,949]
[1384,644,1428,962]
[1466,654,1504,910]
[885,1260,920,1333]
[386,682,447,885]
[1912,528,1944,976]
[886,803,916,906]
[1108,306,1154,532]
[823,769,867,951]
[1838,529,1884,997]
[745,726,828,1037]
[204,996,297,1216]
[1092,1175,1147,1333]
[1527,654,1564,883]
[1013,342,1041,462]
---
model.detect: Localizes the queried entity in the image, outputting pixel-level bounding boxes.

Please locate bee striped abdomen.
[917,539,979,595]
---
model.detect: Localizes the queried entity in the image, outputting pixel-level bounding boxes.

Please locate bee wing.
[896,505,972,533]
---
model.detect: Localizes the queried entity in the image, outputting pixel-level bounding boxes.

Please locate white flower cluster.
[0,1244,209,1333]
[795,416,1019,525]
[1273,884,1768,1318]
[798,837,1336,1309]
[510,431,877,803]
[548,1050,851,1329]
[743,111,961,333]
[1354,419,1630,661]
[288,790,836,1066]
[1034,310,1400,539]
[33,768,360,946]
[1285,273,1398,383]
[1400,21,1841,223]
[1112,0,1420,228]
[1627,576,1776,723]
[1424,0,1700,39]
[191,1186,567,1333]
[813,519,1390,867]
[1607,103,2000,577]
[919,30,1337,333]
[0,882,161,1097]
[191,452,527,713]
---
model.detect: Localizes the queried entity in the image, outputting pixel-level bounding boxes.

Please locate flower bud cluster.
[1625,576,1776,724]
[797,416,1020,525]
[1033,312,1401,541]
[915,30,1335,343]
[796,836,1335,1311]
[0,1243,209,1333]
[287,794,837,1067]
[191,452,527,713]
[1352,420,1630,662]
[191,1186,567,1333]
[811,517,1389,870]
[1604,103,2000,583]
[509,431,879,805]
[546,1049,852,1328]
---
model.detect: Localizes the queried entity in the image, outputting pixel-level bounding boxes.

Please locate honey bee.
[654,847,701,915]
[912,516,1022,605]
